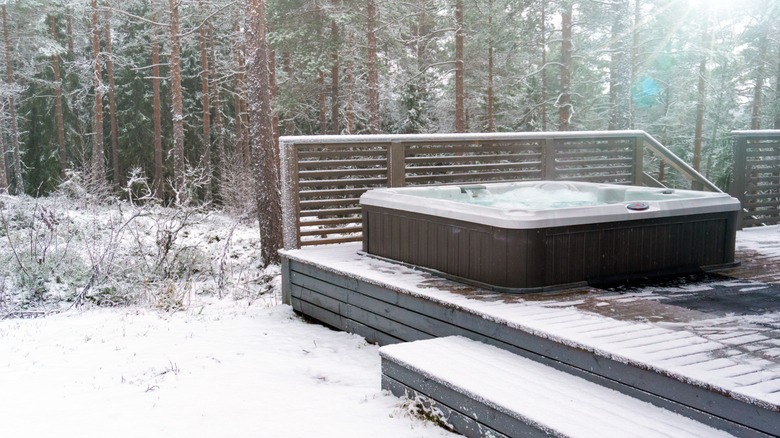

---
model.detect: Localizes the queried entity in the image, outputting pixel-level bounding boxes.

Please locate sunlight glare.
[685,0,740,11]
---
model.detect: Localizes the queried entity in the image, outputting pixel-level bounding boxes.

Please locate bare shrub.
[0,195,86,311]
[145,280,190,311]
[218,154,256,222]
[0,166,269,317]
[58,170,117,208]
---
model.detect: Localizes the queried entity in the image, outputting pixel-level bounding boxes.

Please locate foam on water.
[463,187,601,210]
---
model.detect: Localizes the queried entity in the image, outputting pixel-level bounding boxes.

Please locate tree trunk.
[104,7,121,187]
[66,9,74,57]
[693,24,709,175]
[65,6,84,157]
[233,28,250,164]
[660,78,671,185]
[169,0,186,198]
[90,0,106,186]
[151,0,164,200]
[366,0,379,133]
[486,0,495,132]
[210,22,226,203]
[240,92,250,163]
[775,47,780,129]
[3,5,22,194]
[540,0,547,131]
[282,52,296,135]
[50,14,67,180]
[414,1,429,71]
[317,6,327,134]
[751,33,767,130]
[609,0,631,130]
[245,0,282,267]
[345,62,355,134]
[454,0,465,132]
[199,5,212,201]
[558,2,573,131]
[0,117,7,191]
[270,47,280,167]
[330,2,340,135]
[630,0,641,129]
[318,69,327,133]
[233,81,243,158]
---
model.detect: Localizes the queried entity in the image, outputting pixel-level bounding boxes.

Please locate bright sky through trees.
[686,0,742,11]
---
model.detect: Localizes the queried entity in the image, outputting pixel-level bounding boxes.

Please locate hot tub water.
[412,181,707,211]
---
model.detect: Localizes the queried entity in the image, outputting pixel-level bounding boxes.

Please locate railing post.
[729,133,747,228]
[388,141,406,187]
[729,133,747,201]
[542,137,557,180]
[632,135,644,186]
[280,139,301,249]
[281,256,292,305]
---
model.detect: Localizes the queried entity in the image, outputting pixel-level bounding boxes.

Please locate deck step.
[380,336,734,438]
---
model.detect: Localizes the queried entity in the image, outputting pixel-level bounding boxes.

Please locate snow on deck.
[381,336,734,438]
[282,226,780,411]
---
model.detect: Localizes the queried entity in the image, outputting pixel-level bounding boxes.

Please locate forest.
[0,0,777,202]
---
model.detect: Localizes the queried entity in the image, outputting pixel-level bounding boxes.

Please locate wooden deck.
[280,226,780,437]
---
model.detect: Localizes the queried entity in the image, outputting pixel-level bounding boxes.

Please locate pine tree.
[90,0,106,186]
[198,1,212,201]
[151,0,165,199]
[558,1,572,131]
[168,0,185,198]
[366,0,379,133]
[104,6,121,187]
[454,0,464,132]
[50,14,67,179]
[2,4,23,194]
[245,0,282,266]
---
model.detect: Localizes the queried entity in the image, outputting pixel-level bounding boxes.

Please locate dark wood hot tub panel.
[362,205,738,292]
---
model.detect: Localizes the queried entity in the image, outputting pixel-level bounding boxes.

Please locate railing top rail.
[640,133,721,193]
[732,130,780,137]
[279,130,648,145]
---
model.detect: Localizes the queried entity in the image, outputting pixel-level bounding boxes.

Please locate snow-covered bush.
[0,196,89,310]
[0,172,270,318]
[217,155,257,222]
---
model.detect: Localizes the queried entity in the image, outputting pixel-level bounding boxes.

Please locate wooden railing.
[730,130,780,227]
[280,131,719,249]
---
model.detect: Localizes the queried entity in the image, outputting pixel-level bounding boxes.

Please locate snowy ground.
[0,192,453,437]
[0,298,453,437]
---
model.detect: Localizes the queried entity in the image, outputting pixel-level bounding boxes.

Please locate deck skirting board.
[293,284,430,342]
[284,255,777,437]
[292,290,403,346]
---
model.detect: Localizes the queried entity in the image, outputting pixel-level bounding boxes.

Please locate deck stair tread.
[381,336,735,438]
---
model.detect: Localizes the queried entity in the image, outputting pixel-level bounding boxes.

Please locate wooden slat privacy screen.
[730,131,780,227]
[281,131,719,249]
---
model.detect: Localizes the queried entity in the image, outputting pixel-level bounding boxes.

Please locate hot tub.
[360,181,740,292]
